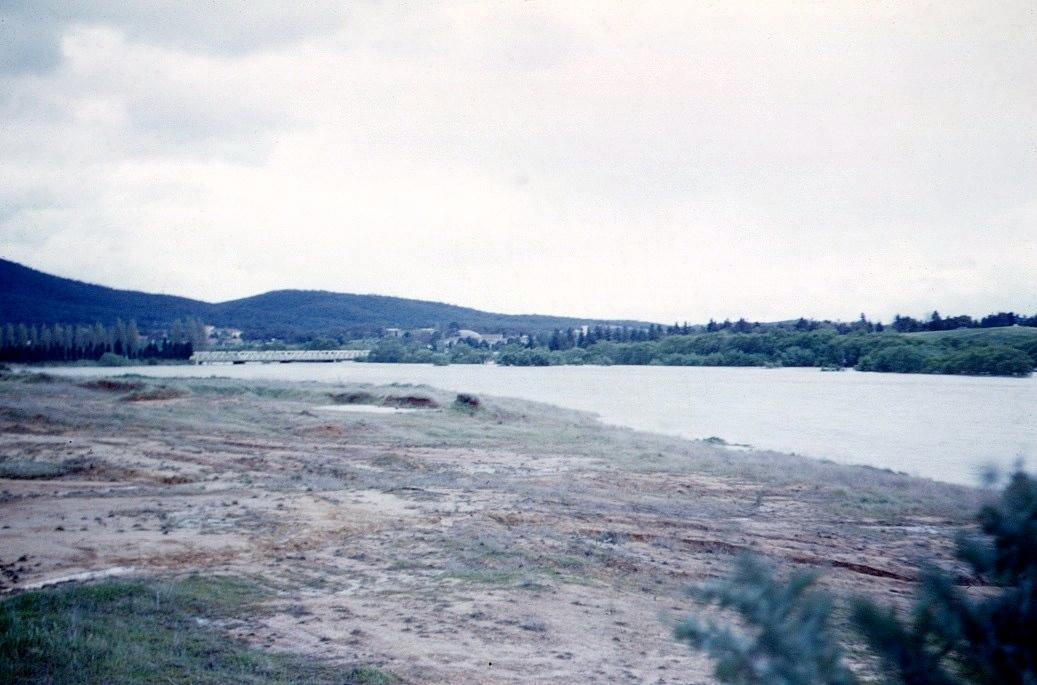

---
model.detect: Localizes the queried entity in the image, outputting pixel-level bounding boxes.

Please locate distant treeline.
[516,310,1037,350]
[887,310,1037,332]
[352,311,1037,376]
[497,326,1037,377]
[0,318,207,364]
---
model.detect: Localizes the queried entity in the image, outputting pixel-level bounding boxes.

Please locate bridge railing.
[190,350,370,364]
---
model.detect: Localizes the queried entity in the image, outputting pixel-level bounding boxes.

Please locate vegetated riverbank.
[0,371,986,683]
[362,326,1037,377]
[497,327,1037,376]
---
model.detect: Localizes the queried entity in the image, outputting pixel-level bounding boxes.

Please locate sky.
[1,1,1035,324]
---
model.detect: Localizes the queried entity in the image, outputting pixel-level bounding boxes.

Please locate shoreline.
[26,363,1033,486]
[0,372,984,682]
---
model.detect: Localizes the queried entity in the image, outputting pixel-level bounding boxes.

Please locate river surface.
[50,363,1036,486]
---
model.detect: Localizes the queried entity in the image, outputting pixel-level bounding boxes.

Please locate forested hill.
[0,259,204,331]
[0,259,650,340]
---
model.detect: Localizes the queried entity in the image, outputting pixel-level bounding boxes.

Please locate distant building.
[384,328,403,337]
[408,327,439,343]
[440,330,509,348]
[205,325,243,346]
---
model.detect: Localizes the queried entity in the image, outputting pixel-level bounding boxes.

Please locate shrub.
[935,345,1033,376]
[857,345,929,373]
[80,379,146,393]
[675,555,858,685]
[676,471,1037,684]
[97,352,131,367]
[852,470,1037,684]
[329,391,376,405]
[497,347,551,366]
[454,393,481,412]
[448,345,492,364]
[364,340,407,363]
[121,386,187,402]
[0,457,99,480]
[0,459,67,480]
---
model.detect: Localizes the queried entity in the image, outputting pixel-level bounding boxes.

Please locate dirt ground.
[0,371,983,683]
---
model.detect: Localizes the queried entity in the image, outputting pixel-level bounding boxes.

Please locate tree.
[126,320,141,357]
[169,319,184,345]
[366,339,407,362]
[853,470,1037,685]
[857,345,928,373]
[676,471,1037,684]
[675,555,859,685]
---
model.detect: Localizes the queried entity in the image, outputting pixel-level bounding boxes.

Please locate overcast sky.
[1,2,1034,323]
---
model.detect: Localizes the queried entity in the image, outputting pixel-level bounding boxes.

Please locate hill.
[0,259,206,331]
[906,326,1037,343]
[0,259,651,340]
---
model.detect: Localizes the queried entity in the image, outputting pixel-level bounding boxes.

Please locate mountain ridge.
[0,259,655,341]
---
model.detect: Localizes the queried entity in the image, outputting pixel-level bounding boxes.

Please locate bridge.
[190,350,370,364]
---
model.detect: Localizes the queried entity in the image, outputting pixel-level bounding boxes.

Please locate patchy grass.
[452,393,482,413]
[121,386,188,402]
[15,373,56,384]
[0,575,398,684]
[0,456,100,480]
[344,667,400,684]
[0,459,67,480]
[80,378,146,393]
[0,372,979,522]
[329,391,377,405]
[329,390,439,409]
[907,326,1037,342]
[381,395,438,409]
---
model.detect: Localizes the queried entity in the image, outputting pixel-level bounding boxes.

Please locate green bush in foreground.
[675,556,858,684]
[676,471,1037,684]
[0,575,397,684]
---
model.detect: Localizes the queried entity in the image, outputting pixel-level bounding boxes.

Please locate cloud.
[1,2,1035,322]
[0,1,350,74]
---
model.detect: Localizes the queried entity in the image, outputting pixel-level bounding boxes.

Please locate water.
[50,363,1036,486]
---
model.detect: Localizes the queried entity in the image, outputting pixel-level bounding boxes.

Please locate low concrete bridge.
[190,350,370,364]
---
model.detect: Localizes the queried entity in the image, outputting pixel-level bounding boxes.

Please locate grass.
[0,575,399,684]
[121,386,188,402]
[0,457,98,480]
[0,372,982,523]
[0,459,68,480]
[79,378,146,393]
[907,326,1037,341]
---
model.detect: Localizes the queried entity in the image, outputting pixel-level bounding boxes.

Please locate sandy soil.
[0,372,983,683]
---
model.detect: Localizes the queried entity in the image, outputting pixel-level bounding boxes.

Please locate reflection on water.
[51,363,1036,486]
